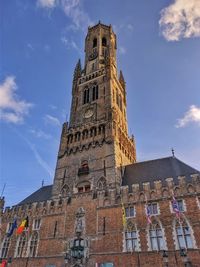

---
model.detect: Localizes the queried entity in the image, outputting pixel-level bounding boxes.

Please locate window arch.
[83,88,90,104]
[149,223,165,250]
[93,37,97,48]
[124,223,140,251]
[1,237,10,258]
[61,184,70,197]
[175,219,194,249]
[102,37,107,47]
[92,85,98,101]
[29,232,39,257]
[97,177,106,190]
[77,181,91,193]
[15,232,27,258]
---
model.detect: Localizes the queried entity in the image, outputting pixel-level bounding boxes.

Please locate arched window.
[92,85,98,101]
[1,237,10,258]
[125,223,139,251]
[149,223,165,250]
[93,38,97,48]
[102,37,107,47]
[77,181,91,193]
[176,221,193,249]
[61,184,70,197]
[83,88,90,104]
[29,232,38,257]
[97,177,106,190]
[16,233,27,257]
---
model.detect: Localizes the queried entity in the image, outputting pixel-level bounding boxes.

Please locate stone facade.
[0,22,200,267]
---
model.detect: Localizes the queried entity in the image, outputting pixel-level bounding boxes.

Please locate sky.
[0,0,200,207]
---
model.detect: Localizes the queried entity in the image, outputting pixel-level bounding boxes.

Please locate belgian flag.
[16,216,29,234]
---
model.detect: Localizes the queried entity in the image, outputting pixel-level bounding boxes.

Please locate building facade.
[0,22,200,267]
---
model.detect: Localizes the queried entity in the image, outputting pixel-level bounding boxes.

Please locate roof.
[18,185,52,205]
[122,157,199,190]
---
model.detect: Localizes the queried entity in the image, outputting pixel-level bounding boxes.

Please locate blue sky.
[0,0,200,207]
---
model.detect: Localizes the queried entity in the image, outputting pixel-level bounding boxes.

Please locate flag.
[7,218,17,237]
[121,202,127,228]
[1,260,7,267]
[16,216,28,235]
[172,196,181,219]
[146,205,152,224]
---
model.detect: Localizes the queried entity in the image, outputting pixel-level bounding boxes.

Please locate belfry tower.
[52,22,136,198]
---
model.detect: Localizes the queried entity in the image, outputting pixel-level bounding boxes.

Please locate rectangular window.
[147,203,158,215]
[177,200,184,212]
[33,219,41,230]
[125,231,138,251]
[100,263,114,267]
[125,206,135,218]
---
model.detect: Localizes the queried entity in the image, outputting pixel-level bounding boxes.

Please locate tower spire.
[73,59,82,82]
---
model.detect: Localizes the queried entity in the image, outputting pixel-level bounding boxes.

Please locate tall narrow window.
[176,222,193,249]
[1,237,10,258]
[125,230,138,251]
[83,88,90,104]
[102,37,107,47]
[92,85,98,101]
[149,224,165,250]
[16,233,26,257]
[93,38,97,48]
[33,219,41,230]
[29,232,38,257]
[53,221,58,238]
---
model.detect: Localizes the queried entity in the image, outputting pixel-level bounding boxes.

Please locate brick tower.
[52,22,136,198]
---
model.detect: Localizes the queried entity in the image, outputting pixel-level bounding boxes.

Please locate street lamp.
[162,250,169,267]
[180,248,192,267]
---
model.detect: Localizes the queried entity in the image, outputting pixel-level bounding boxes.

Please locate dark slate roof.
[18,185,52,205]
[122,157,199,190]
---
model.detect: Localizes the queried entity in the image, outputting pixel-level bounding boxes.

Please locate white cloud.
[29,128,52,139]
[37,0,92,31]
[176,105,200,128]
[44,114,61,126]
[159,0,200,41]
[37,0,57,8]
[11,127,54,177]
[61,36,80,53]
[60,0,92,31]
[0,76,33,124]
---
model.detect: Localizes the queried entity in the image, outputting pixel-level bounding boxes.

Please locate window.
[100,263,114,267]
[125,231,138,251]
[6,222,13,234]
[93,38,97,48]
[149,224,165,250]
[177,200,184,212]
[83,88,90,104]
[33,219,41,230]
[29,232,38,257]
[71,239,84,259]
[16,233,26,257]
[176,223,193,249]
[147,203,158,215]
[1,237,10,258]
[125,206,135,218]
[92,85,98,101]
[102,37,107,47]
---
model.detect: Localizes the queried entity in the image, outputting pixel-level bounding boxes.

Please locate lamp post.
[180,248,192,267]
[162,250,169,267]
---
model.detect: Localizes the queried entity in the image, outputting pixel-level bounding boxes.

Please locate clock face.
[84,109,93,118]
